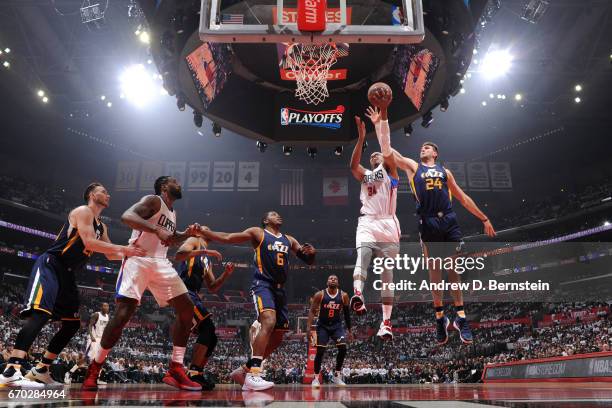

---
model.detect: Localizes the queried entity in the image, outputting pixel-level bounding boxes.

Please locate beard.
[169,187,182,200]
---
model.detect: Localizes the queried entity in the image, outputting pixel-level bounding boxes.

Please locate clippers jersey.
[317,289,343,328]
[178,249,210,293]
[359,164,399,216]
[410,163,453,216]
[128,196,176,258]
[253,230,290,284]
[92,312,109,339]
[47,215,105,269]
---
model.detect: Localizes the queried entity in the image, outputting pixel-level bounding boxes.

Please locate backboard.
[199,0,424,44]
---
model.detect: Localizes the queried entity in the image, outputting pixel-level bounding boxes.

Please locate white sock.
[95,347,111,364]
[382,304,392,321]
[171,346,186,364]
[353,280,364,294]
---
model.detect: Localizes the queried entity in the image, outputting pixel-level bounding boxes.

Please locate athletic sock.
[435,306,445,319]
[353,280,364,295]
[382,304,392,321]
[246,356,263,371]
[171,346,186,365]
[95,347,111,364]
[455,305,466,319]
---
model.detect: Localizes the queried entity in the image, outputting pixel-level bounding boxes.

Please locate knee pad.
[47,319,81,355]
[14,311,50,352]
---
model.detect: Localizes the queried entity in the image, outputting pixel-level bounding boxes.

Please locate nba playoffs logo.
[280,105,345,129]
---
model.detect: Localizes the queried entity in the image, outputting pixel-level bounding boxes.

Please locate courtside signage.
[280,105,345,129]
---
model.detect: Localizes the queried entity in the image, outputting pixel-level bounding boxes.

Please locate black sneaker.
[436,316,450,345]
[188,372,215,391]
[453,317,474,344]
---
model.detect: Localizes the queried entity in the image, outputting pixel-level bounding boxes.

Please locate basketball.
[367,82,393,107]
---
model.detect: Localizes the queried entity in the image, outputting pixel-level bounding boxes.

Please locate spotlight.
[481,49,513,79]
[482,101,487,106]
[460,88,466,94]
[496,94,503,99]
[256,141,267,153]
[440,98,449,112]
[574,84,582,92]
[334,146,343,156]
[120,64,157,107]
[193,111,203,127]
[37,90,45,97]
[42,96,49,103]
[4,48,10,53]
[176,95,186,111]
[489,93,494,99]
[138,31,150,44]
[574,97,581,104]
[107,102,112,108]
[604,221,611,227]
[283,145,293,156]
[307,147,318,159]
[100,95,106,101]
[212,122,222,137]
[421,111,434,128]
[362,140,368,152]
[404,124,413,137]
[515,93,523,101]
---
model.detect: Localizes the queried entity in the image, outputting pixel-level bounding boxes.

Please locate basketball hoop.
[283,42,339,105]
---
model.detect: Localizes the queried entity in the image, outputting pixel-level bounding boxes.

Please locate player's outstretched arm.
[287,235,316,265]
[446,169,496,237]
[73,207,145,258]
[199,226,262,248]
[365,97,399,180]
[391,148,419,176]
[306,291,323,346]
[204,262,235,293]
[350,116,368,182]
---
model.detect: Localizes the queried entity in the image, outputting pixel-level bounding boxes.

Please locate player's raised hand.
[224,262,235,276]
[301,243,316,255]
[365,106,381,125]
[354,116,366,140]
[205,249,223,262]
[483,219,496,237]
[186,223,201,237]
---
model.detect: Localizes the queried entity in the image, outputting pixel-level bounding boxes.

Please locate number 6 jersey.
[253,229,291,285]
[359,163,399,216]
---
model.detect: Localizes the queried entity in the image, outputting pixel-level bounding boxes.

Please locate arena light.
[120,64,158,107]
[176,94,186,111]
[4,48,10,53]
[459,88,466,94]
[574,84,582,92]
[421,111,434,128]
[604,221,611,227]
[574,97,581,104]
[106,102,112,108]
[482,101,487,106]
[37,90,45,97]
[138,31,150,44]
[283,145,293,156]
[42,96,49,103]
[481,49,513,79]
[334,146,343,156]
[515,93,523,101]
[439,98,449,112]
[307,147,318,159]
[3,61,10,68]
[212,122,222,137]
[100,95,106,101]
[193,111,203,128]
[404,124,413,137]
[489,93,495,99]
[256,141,267,153]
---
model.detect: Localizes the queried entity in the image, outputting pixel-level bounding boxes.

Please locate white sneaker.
[0,368,45,388]
[97,379,107,385]
[311,376,320,388]
[332,372,346,386]
[25,367,62,386]
[242,372,274,391]
[376,320,393,340]
[230,365,248,385]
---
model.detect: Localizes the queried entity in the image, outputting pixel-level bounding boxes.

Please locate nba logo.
[280,108,289,125]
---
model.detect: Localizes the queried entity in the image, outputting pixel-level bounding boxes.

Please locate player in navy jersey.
[197,211,316,391]
[393,143,496,345]
[0,183,145,388]
[306,275,351,387]
[175,232,235,390]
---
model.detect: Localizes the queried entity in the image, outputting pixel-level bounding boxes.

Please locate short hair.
[83,182,103,203]
[154,176,171,195]
[261,211,274,227]
[422,142,439,160]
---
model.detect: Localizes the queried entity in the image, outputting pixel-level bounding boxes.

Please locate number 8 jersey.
[359,163,398,216]
[253,230,291,285]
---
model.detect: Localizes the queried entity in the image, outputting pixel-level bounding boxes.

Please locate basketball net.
[284,42,339,105]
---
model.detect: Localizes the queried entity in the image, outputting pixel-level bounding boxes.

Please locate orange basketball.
[367,82,393,107]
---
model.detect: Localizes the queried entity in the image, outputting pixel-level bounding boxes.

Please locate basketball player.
[349,98,400,340]
[0,183,145,388]
[175,232,235,390]
[392,140,496,345]
[197,211,316,391]
[86,303,110,364]
[307,275,351,387]
[82,176,202,391]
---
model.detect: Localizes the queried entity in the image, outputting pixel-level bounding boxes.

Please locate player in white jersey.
[86,303,109,363]
[83,176,202,391]
[349,91,400,340]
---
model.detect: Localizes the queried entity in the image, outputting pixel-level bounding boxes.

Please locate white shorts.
[116,257,187,307]
[356,215,401,256]
[86,338,100,361]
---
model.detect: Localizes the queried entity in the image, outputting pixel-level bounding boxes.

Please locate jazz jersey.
[47,216,105,269]
[359,164,398,216]
[410,163,453,216]
[128,196,176,258]
[317,289,344,328]
[253,230,291,284]
[178,251,210,293]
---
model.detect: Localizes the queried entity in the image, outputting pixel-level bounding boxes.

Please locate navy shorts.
[188,291,211,332]
[21,253,80,321]
[250,280,289,330]
[316,324,346,347]
[419,212,464,258]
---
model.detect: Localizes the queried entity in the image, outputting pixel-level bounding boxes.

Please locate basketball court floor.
[1,383,611,407]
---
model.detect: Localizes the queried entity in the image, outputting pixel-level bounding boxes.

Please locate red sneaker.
[82,361,102,391]
[163,362,202,391]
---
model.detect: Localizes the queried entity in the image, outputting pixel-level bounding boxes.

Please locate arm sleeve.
[343,304,352,330]
[375,119,391,157]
